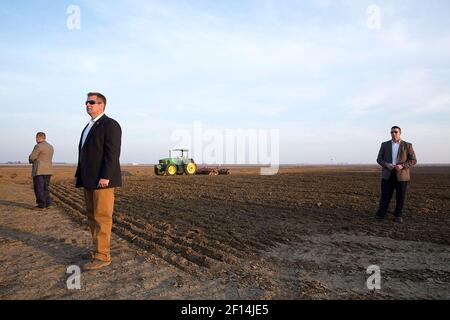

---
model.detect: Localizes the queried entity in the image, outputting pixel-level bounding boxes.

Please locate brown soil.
[0,165,449,299]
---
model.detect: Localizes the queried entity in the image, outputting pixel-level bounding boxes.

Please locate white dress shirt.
[81,113,104,148]
[391,140,401,165]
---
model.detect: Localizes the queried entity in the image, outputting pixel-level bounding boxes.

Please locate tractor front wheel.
[154,166,163,176]
[166,164,177,176]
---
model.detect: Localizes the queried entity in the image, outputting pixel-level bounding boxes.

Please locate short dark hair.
[87,92,107,107]
[36,132,46,139]
[391,126,401,133]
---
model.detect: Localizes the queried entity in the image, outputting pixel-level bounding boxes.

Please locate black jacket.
[75,114,122,189]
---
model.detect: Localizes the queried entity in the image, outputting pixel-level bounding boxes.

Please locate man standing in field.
[75,92,122,271]
[29,132,54,209]
[375,126,417,223]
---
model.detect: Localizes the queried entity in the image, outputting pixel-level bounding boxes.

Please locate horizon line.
[2,163,450,167]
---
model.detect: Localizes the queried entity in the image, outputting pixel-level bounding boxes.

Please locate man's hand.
[395,164,404,171]
[97,178,110,188]
[386,163,395,170]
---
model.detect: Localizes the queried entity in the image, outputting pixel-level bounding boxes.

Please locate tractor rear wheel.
[184,162,197,175]
[166,164,177,176]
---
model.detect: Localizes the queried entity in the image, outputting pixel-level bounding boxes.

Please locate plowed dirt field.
[1,165,449,299]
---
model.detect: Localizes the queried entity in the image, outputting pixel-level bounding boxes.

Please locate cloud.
[345,68,450,117]
[1,0,450,163]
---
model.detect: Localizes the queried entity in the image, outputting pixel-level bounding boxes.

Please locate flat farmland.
[1,165,449,299]
[53,167,450,298]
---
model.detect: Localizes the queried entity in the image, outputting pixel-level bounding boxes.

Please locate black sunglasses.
[85,100,98,105]
[391,131,399,134]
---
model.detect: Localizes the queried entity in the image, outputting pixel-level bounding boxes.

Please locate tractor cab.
[170,149,190,159]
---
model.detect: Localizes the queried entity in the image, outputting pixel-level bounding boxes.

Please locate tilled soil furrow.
[114,195,261,255]
[51,187,209,276]
[51,183,239,274]
[112,196,250,256]
[112,212,217,271]
[113,210,240,265]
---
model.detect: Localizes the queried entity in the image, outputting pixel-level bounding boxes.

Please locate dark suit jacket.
[376,140,417,181]
[75,114,122,189]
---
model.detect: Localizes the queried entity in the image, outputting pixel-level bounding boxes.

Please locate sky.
[1,0,449,164]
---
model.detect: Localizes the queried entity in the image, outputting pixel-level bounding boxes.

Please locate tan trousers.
[83,188,115,262]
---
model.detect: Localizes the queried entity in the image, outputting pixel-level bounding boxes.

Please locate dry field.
[1,165,449,299]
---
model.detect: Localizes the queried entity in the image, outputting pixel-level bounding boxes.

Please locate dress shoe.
[394,217,404,224]
[31,206,46,210]
[80,251,95,260]
[375,214,384,220]
[83,259,111,271]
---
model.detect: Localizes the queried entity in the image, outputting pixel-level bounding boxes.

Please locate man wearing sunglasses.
[375,126,417,223]
[75,92,122,270]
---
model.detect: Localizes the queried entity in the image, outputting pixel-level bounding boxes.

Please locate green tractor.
[154,149,197,176]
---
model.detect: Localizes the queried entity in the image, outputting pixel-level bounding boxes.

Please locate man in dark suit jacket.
[75,92,122,271]
[376,126,417,223]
